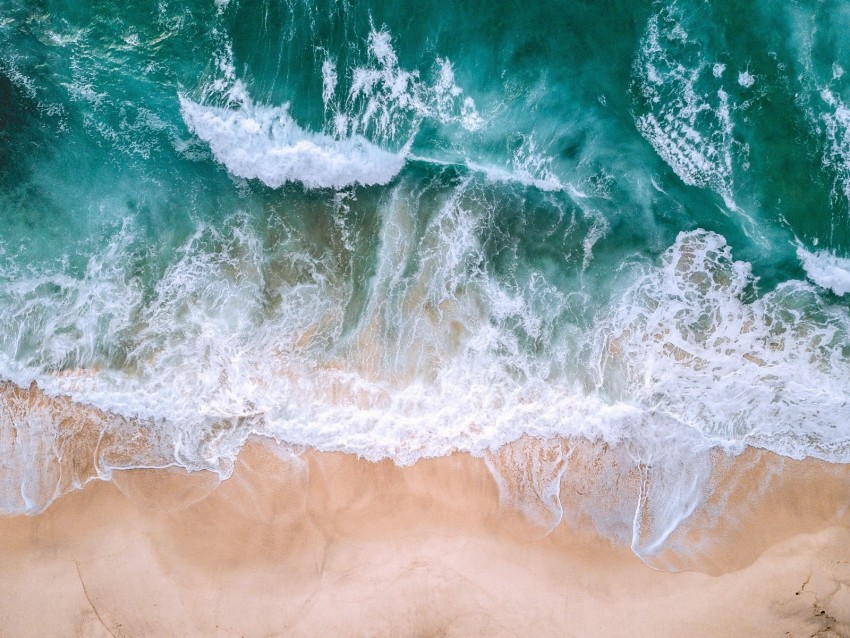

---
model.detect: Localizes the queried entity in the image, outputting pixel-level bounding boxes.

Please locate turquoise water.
[1,0,849,559]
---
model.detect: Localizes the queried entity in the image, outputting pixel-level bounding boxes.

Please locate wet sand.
[1,440,849,637]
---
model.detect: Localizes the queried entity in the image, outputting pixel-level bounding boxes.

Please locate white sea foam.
[3,214,849,474]
[0,187,619,482]
[789,10,850,208]
[813,86,850,205]
[3,199,850,560]
[595,230,850,461]
[468,163,564,192]
[737,70,755,88]
[407,150,565,193]
[179,96,405,189]
[797,244,850,296]
[462,136,566,192]
[633,7,742,210]
[184,26,484,189]
[321,57,338,109]
[0,228,143,377]
[332,28,484,143]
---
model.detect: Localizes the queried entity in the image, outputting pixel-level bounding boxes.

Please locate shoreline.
[1,440,849,636]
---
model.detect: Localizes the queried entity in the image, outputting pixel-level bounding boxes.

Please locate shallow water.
[1,0,849,563]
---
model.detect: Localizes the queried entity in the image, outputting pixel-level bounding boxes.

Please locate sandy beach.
[1,438,849,637]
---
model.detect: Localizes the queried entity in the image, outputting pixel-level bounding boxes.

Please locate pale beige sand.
[1,440,849,637]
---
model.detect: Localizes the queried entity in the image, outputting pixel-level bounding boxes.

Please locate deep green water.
[1,0,849,559]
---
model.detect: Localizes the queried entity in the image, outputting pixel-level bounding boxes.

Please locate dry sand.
[1,439,849,637]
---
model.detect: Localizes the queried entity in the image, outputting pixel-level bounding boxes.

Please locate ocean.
[1,0,849,566]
